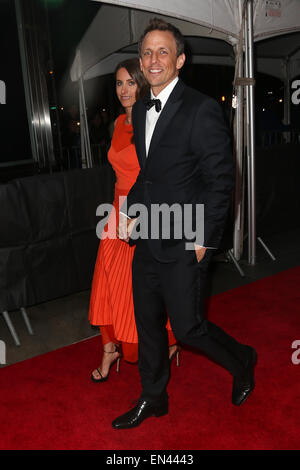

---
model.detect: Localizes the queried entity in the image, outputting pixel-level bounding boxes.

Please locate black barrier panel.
[204,143,300,253]
[0,166,115,312]
[256,144,300,237]
[0,183,31,247]
[17,173,69,243]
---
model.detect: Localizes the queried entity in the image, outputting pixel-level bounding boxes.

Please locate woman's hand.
[118,213,136,242]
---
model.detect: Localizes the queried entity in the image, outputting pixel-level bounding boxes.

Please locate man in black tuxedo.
[113,18,257,430]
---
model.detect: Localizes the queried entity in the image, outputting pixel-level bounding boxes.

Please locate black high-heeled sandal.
[91,345,122,383]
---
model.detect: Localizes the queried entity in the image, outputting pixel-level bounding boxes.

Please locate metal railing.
[61,144,109,170]
[260,130,300,147]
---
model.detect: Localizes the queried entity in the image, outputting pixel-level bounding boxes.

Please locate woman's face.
[116,67,138,109]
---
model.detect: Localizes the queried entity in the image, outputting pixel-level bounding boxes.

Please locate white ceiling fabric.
[70,1,300,82]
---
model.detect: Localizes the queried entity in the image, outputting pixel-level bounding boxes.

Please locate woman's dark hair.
[138,18,185,57]
[115,57,149,101]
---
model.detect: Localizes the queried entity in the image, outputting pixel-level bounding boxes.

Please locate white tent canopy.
[70,5,236,82]
[69,0,300,267]
[93,0,300,40]
[70,0,300,82]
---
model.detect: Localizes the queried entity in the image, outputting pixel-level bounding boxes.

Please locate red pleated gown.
[89,114,176,362]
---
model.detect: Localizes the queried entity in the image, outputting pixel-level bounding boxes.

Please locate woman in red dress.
[89,58,179,382]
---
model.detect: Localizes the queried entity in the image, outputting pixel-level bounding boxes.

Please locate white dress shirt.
[145,77,178,156]
[120,77,178,221]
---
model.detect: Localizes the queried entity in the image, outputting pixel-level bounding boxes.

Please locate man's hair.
[138,18,185,57]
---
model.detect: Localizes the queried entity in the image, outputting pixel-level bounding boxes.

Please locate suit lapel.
[147,80,185,161]
[133,99,147,169]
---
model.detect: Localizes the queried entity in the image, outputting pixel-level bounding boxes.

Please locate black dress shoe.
[112,398,168,429]
[232,346,257,406]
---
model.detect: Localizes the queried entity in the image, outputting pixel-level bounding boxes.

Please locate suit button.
[144,180,152,184]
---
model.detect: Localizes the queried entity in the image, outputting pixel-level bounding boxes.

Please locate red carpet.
[1,266,300,450]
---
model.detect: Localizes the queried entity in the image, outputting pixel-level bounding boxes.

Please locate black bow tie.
[145,98,162,112]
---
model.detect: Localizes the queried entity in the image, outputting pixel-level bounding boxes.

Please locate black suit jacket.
[123,79,234,260]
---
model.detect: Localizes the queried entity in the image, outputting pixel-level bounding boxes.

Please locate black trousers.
[132,239,249,402]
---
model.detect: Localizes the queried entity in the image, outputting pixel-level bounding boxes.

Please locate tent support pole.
[79,76,92,168]
[243,1,275,266]
[245,0,256,266]
[233,44,245,262]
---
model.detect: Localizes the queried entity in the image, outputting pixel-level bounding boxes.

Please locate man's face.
[139,30,185,96]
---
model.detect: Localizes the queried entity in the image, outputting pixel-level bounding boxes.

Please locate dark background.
[0,0,32,165]
[1,0,299,168]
